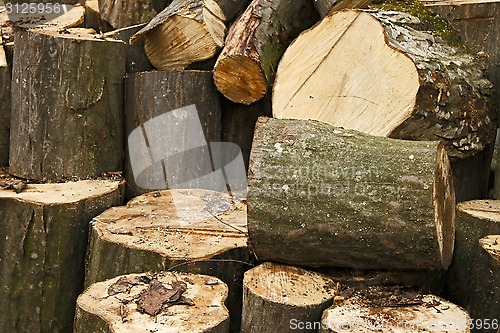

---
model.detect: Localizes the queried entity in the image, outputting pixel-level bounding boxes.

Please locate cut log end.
[213,55,267,104]
[480,235,500,261]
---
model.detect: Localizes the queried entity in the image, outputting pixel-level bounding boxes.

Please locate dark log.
[85,189,252,332]
[75,272,230,333]
[213,0,318,104]
[248,117,456,270]
[9,28,126,181]
[98,0,171,29]
[241,262,338,333]
[313,0,371,18]
[273,8,496,159]
[0,44,10,167]
[0,179,124,333]
[124,70,221,199]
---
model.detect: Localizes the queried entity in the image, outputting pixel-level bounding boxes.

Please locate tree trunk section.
[321,292,471,332]
[75,272,230,333]
[0,179,124,333]
[248,117,456,270]
[213,0,318,104]
[444,200,500,319]
[85,189,251,332]
[130,0,226,70]
[9,28,126,181]
[98,0,171,29]
[124,70,221,199]
[273,8,496,159]
[241,262,338,333]
[0,45,10,167]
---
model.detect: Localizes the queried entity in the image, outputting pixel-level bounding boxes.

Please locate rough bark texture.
[0,180,124,333]
[124,70,221,199]
[313,0,372,18]
[321,292,471,332]
[241,262,338,333]
[0,44,10,167]
[248,117,456,270]
[273,8,496,159]
[85,189,252,332]
[75,272,230,333]
[213,0,318,104]
[9,28,126,181]
[98,0,171,29]
[444,200,500,319]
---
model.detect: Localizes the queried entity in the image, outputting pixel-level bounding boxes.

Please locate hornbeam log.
[240,262,338,333]
[0,45,9,167]
[0,179,124,333]
[444,200,500,315]
[213,0,318,104]
[320,290,470,332]
[248,117,456,270]
[9,28,125,181]
[98,0,170,29]
[313,0,372,18]
[75,272,230,333]
[85,189,251,332]
[273,8,496,159]
[130,0,226,70]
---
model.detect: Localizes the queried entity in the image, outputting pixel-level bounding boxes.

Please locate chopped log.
[9,28,126,181]
[83,0,111,32]
[75,272,230,333]
[213,0,318,104]
[98,0,170,29]
[130,0,226,70]
[313,0,372,18]
[240,262,338,333]
[248,117,456,270]
[444,200,500,314]
[0,44,9,167]
[124,70,221,198]
[85,189,252,332]
[272,8,496,159]
[321,291,470,332]
[0,179,124,333]
[102,24,153,73]
[1,3,85,29]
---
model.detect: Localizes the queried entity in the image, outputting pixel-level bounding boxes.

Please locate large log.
[75,272,230,333]
[98,0,171,29]
[320,290,470,332]
[272,7,496,159]
[0,44,9,167]
[124,70,222,199]
[213,0,318,104]
[241,262,338,333]
[0,179,124,333]
[85,189,252,332]
[9,28,126,181]
[248,117,456,270]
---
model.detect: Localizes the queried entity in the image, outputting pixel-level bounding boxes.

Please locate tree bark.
[0,179,124,333]
[0,44,10,167]
[85,189,252,332]
[248,117,456,270]
[75,272,230,333]
[213,0,318,104]
[240,262,338,333]
[124,70,222,199]
[98,0,171,29]
[321,292,470,332]
[444,200,500,318]
[273,8,496,159]
[313,0,372,18]
[9,28,126,181]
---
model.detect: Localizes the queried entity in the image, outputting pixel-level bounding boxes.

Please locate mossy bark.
[0,180,124,333]
[0,45,10,167]
[9,29,126,181]
[248,117,455,270]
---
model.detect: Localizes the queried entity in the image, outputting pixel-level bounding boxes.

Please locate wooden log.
[9,28,126,181]
[85,189,252,332]
[320,291,470,332]
[83,0,112,32]
[213,0,318,104]
[130,0,226,70]
[0,44,9,167]
[241,262,339,333]
[272,7,496,159]
[0,179,124,333]
[1,2,85,29]
[313,0,372,18]
[444,200,500,316]
[248,117,456,270]
[124,70,221,199]
[98,0,170,29]
[75,272,230,333]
